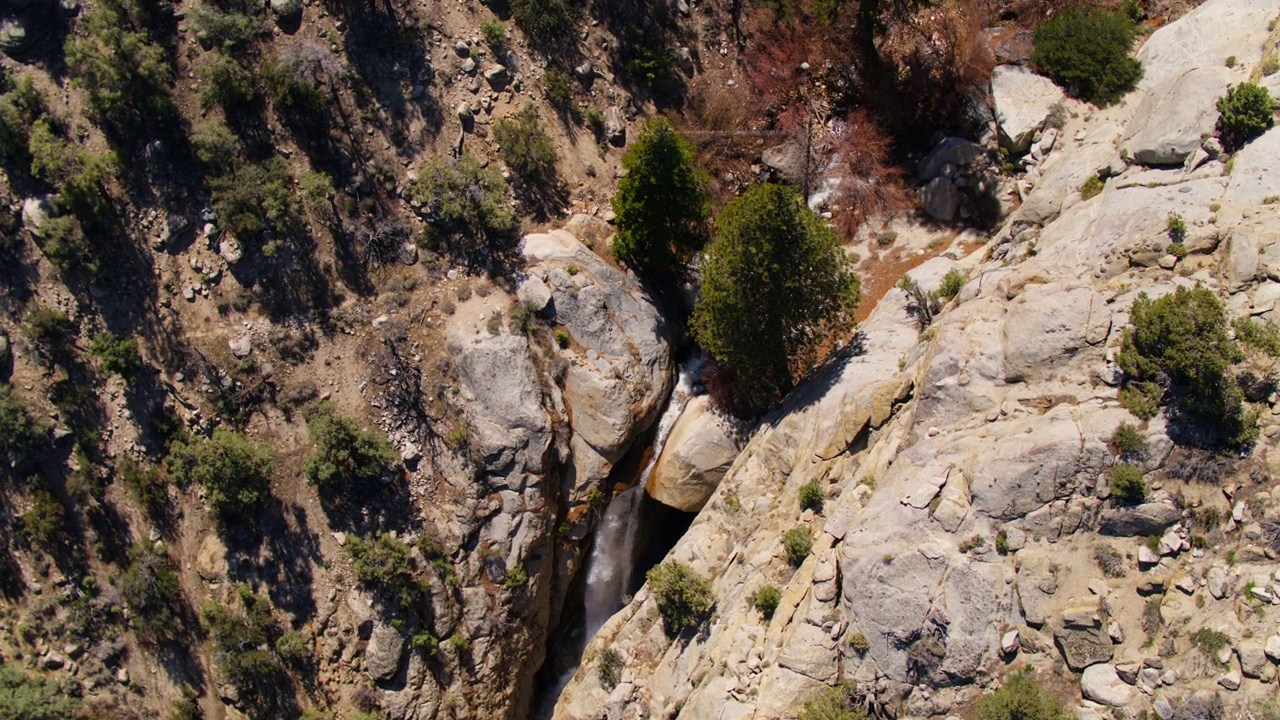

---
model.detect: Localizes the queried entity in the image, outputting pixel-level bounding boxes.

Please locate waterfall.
[539,357,705,711]
[581,354,701,639]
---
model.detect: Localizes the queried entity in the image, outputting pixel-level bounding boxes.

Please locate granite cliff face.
[552,2,1280,718]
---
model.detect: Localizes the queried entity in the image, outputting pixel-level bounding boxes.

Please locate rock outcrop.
[991,65,1065,153]
[646,395,741,512]
[551,4,1280,719]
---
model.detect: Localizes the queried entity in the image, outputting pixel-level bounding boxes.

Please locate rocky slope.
[552,2,1280,718]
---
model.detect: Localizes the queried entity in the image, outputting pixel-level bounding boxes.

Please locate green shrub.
[542,67,575,112]
[798,682,868,720]
[264,53,330,119]
[783,526,813,566]
[1168,241,1187,259]
[503,565,528,588]
[342,532,423,607]
[798,480,824,512]
[597,648,623,689]
[849,632,869,653]
[494,105,558,186]
[274,630,308,665]
[1110,463,1146,503]
[620,25,681,100]
[0,384,42,462]
[480,18,505,46]
[198,54,255,109]
[1190,627,1231,656]
[302,400,397,492]
[1166,213,1186,242]
[90,331,143,381]
[611,115,710,279]
[1118,381,1162,420]
[554,329,570,348]
[0,73,46,167]
[169,698,202,720]
[646,560,713,634]
[411,153,516,249]
[1216,82,1276,152]
[749,584,782,620]
[200,585,281,687]
[995,530,1010,555]
[167,428,274,520]
[25,308,77,366]
[119,545,184,642]
[64,0,174,125]
[510,0,579,57]
[190,120,239,174]
[1030,8,1142,106]
[510,301,539,333]
[1234,316,1280,357]
[0,664,81,720]
[411,630,438,654]
[446,634,470,652]
[691,184,860,413]
[119,456,168,517]
[210,157,297,252]
[1111,422,1147,456]
[584,107,606,141]
[21,486,64,551]
[935,268,968,302]
[1117,286,1254,448]
[973,669,1072,720]
[189,2,263,50]
[1080,175,1104,199]
[28,118,114,232]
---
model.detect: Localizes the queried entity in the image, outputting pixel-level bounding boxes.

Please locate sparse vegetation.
[749,585,782,620]
[646,560,713,634]
[119,545,184,643]
[783,526,814,566]
[494,105,558,187]
[598,648,623,689]
[798,682,868,720]
[1190,627,1231,657]
[1094,544,1126,578]
[1110,463,1146,503]
[1166,213,1186,242]
[935,268,969,302]
[64,0,174,126]
[1079,174,1101,199]
[973,668,1072,720]
[1216,82,1276,152]
[480,18,505,47]
[798,480,824,512]
[167,428,275,521]
[0,384,42,464]
[302,400,397,492]
[1234,317,1280,357]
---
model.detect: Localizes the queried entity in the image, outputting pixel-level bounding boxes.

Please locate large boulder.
[1224,127,1280,206]
[1121,67,1233,166]
[919,137,983,182]
[521,219,674,488]
[646,395,741,512]
[991,65,1065,153]
[1053,606,1113,671]
[1135,0,1277,89]
[1098,502,1181,536]
[922,177,962,221]
[21,196,52,237]
[1081,664,1134,707]
[365,623,406,681]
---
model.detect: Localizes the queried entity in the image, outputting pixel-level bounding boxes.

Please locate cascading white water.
[545,357,704,706]
[581,356,703,638]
